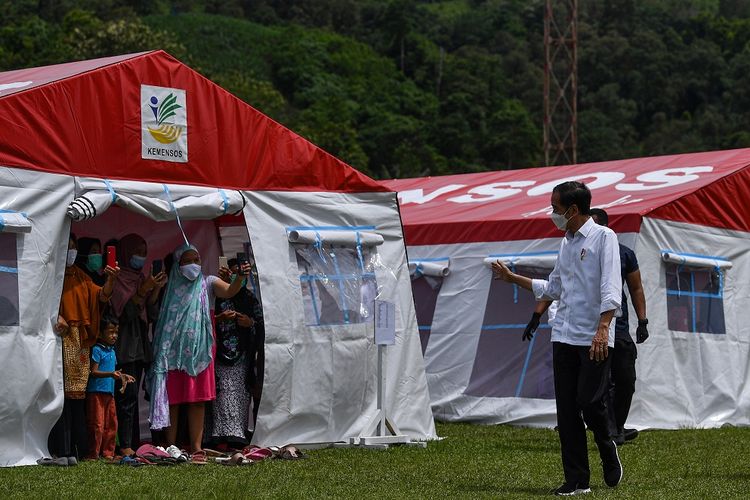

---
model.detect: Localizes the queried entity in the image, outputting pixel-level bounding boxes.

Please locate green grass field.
[2,422,748,499]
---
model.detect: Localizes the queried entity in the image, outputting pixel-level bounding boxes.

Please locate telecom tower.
[543,0,578,166]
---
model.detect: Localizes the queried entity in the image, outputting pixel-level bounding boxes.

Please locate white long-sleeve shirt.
[531,217,622,347]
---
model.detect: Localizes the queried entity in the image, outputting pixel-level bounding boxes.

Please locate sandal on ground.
[217,452,250,466]
[119,456,142,467]
[278,446,307,460]
[242,446,273,462]
[202,448,228,458]
[190,450,208,465]
[36,457,68,466]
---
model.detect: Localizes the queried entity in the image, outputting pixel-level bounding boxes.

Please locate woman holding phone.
[109,233,167,456]
[148,244,249,464]
[206,258,264,448]
[74,237,106,286]
[49,233,119,461]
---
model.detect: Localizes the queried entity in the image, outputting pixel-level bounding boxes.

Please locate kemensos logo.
[141,84,187,163]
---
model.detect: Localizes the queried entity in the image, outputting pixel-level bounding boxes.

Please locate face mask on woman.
[66,249,78,267]
[86,253,103,272]
[130,255,147,270]
[180,263,202,281]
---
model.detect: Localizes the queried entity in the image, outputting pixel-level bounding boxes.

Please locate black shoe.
[613,432,625,446]
[601,440,623,487]
[623,428,639,441]
[552,481,591,496]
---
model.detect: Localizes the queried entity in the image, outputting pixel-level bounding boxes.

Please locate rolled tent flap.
[0,210,31,233]
[483,253,558,269]
[287,229,384,247]
[67,178,245,221]
[408,260,450,277]
[66,191,114,221]
[661,251,733,269]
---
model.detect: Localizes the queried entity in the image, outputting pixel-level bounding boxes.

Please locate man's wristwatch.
[638,318,648,326]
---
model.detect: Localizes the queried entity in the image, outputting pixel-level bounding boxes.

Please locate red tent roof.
[0,51,386,193]
[382,149,750,245]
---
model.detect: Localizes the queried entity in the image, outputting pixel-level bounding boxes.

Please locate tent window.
[294,239,379,327]
[665,263,726,334]
[465,261,555,400]
[0,232,20,326]
[408,259,450,355]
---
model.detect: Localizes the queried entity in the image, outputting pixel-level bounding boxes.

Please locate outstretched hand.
[491,260,512,282]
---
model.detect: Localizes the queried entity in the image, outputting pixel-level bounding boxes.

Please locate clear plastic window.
[665,263,725,334]
[0,232,20,326]
[465,265,554,400]
[295,242,378,327]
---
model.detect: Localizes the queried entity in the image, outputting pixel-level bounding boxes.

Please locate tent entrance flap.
[67,178,246,222]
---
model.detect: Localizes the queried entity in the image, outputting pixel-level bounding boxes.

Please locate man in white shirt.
[493,181,623,496]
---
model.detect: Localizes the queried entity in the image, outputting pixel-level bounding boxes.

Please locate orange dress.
[59,266,102,399]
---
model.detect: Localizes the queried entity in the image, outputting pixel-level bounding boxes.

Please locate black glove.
[636,319,649,343]
[523,312,541,341]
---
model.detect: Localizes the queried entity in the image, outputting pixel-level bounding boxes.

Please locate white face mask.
[550,207,572,231]
[66,249,78,267]
[180,263,202,281]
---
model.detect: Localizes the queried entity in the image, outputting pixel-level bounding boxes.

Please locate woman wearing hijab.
[149,244,249,464]
[75,237,105,286]
[109,233,167,456]
[49,233,119,461]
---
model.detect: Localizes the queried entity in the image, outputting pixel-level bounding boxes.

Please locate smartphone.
[236,252,249,275]
[152,259,163,276]
[219,256,228,269]
[106,246,117,268]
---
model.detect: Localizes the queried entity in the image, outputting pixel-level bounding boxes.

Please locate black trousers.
[607,339,637,437]
[48,398,88,459]
[115,361,144,450]
[553,342,613,485]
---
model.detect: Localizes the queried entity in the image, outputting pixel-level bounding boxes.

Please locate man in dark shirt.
[589,209,649,445]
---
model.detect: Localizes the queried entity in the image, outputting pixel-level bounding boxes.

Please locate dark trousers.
[115,361,144,451]
[48,398,88,459]
[553,342,613,485]
[607,339,637,437]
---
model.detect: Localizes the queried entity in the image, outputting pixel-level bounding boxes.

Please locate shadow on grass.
[492,442,555,453]
[494,486,554,496]
[685,471,750,481]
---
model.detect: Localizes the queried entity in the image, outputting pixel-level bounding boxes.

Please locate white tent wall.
[241,191,436,445]
[409,232,638,426]
[0,167,75,466]
[630,217,750,429]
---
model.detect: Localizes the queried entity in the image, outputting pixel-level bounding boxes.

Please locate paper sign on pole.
[374,300,396,345]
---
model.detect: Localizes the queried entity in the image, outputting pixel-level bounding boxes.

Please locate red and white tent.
[0,51,435,466]
[383,150,750,429]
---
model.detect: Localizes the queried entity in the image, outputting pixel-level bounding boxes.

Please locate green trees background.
[3,0,750,179]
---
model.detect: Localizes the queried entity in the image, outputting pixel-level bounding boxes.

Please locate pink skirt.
[166,361,216,405]
[166,315,217,405]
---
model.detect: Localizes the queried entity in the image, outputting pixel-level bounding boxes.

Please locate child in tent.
[85,312,135,460]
